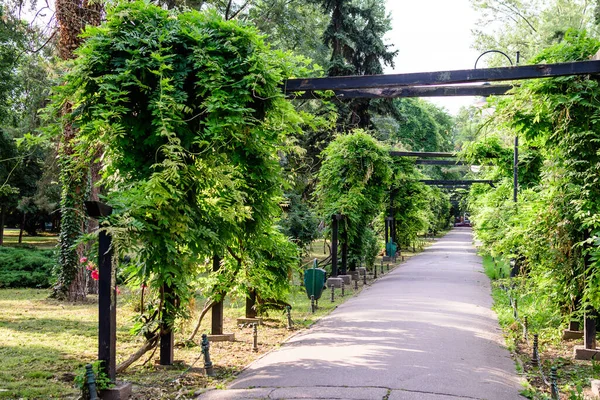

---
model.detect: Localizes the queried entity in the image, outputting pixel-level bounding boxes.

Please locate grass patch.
[0,266,379,398]
[0,239,432,399]
[2,228,58,249]
[481,252,599,399]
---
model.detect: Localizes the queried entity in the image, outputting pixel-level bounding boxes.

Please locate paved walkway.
[199,228,523,400]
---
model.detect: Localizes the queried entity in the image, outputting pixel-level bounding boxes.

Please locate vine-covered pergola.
[282,58,600,354]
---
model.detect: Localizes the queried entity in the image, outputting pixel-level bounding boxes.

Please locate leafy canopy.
[51,1,318,325]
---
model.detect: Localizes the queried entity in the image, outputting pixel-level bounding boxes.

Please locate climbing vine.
[316,130,392,268]
[468,29,600,316]
[50,0,322,360]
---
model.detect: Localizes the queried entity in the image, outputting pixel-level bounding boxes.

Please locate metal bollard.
[310,295,315,313]
[85,364,99,400]
[363,272,367,285]
[374,266,377,279]
[341,281,345,297]
[354,278,358,290]
[201,334,215,377]
[513,298,518,319]
[330,284,335,302]
[532,334,539,367]
[286,305,293,330]
[252,323,259,352]
[550,366,559,400]
[387,263,390,272]
[381,262,384,274]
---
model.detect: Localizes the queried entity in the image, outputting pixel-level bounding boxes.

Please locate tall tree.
[52,0,103,300]
[471,0,600,65]
[315,0,397,129]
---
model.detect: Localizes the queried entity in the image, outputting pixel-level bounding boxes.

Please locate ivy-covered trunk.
[52,0,102,301]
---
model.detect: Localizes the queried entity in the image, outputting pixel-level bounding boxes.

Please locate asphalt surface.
[198,228,523,400]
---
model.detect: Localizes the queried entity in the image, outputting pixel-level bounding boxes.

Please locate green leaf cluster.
[51,1,316,328]
[316,130,391,267]
[468,29,600,316]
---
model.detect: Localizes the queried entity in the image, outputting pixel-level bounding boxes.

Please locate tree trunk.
[52,0,103,302]
[18,211,25,244]
[0,205,5,246]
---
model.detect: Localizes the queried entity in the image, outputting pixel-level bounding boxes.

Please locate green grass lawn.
[2,228,58,249]
[0,237,432,399]
[0,279,374,398]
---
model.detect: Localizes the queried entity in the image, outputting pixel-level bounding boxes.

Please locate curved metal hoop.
[474,50,514,69]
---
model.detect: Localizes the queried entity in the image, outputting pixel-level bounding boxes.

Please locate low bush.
[0,247,56,288]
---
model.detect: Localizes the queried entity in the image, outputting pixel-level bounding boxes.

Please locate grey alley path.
[198,228,523,400]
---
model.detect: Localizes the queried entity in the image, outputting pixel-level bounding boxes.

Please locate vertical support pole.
[331,214,339,277]
[341,216,348,276]
[384,218,389,246]
[201,334,214,377]
[532,334,539,367]
[98,230,116,381]
[513,135,518,203]
[584,311,596,350]
[212,255,223,336]
[245,289,257,319]
[85,364,99,400]
[252,323,259,352]
[160,284,174,365]
[330,284,335,302]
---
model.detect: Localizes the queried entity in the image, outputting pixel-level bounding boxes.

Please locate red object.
[91,269,99,281]
[80,257,88,263]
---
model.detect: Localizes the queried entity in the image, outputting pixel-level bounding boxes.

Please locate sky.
[384,0,483,114]
[25,0,485,115]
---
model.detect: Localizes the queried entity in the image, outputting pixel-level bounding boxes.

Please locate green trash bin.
[304,259,326,301]
[386,240,397,258]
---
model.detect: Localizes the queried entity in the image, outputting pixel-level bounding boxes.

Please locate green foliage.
[468,30,600,318]
[471,0,600,66]
[316,130,391,267]
[50,1,319,330]
[0,247,55,288]
[279,192,320,253]
[387,157,451,247]
[73,360,113,393]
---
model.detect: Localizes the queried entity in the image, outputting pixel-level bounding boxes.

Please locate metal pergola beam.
[390,151,456,158]
[284,60,600,92]
[289,84,512,99]
[415,159,468,166]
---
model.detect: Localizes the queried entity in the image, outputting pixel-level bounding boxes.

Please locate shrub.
[0,247,56,288]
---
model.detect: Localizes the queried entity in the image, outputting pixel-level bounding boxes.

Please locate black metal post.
[550,366,559,399]
[85,364,99,400]
[341,216,348,276]
[331,214,340,277]
[252,323,259,352]
[385,218,389,245]
[160,284,174,365]
[246,289,257,319]
[201,334,214,377]
[585,311,596,350]
[286,306,293,330]
[514,136,518,203]
[532,334,539,367]
[211,255,223,336]
[98,229,116,381]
